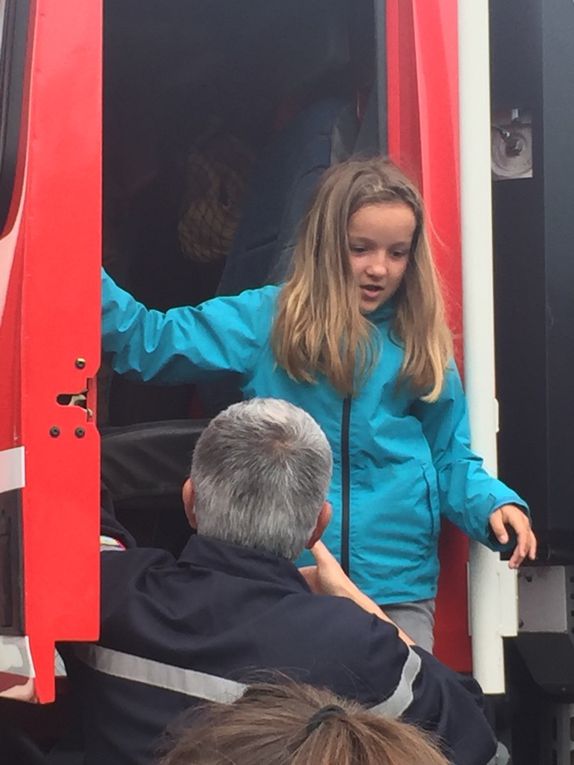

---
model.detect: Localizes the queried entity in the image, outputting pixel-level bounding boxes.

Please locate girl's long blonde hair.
[271,157,453,401]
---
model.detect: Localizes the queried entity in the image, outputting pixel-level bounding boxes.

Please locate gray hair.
[190,398,333,560]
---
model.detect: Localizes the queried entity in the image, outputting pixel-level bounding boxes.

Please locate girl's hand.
[489,504,537,569]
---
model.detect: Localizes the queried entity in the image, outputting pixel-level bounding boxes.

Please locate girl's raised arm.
[101,269,275,384]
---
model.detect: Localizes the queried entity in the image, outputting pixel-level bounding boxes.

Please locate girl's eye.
[391,250,409,259]
[350,245,366,254]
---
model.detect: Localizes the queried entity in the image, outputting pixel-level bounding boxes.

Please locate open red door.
[0,0,101,703]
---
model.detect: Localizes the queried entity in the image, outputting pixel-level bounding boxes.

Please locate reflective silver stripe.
[0,446,25,493]
[369,648,422,717]
[0,635,35,678]
[100,536,126,552]
[74,644,246,703]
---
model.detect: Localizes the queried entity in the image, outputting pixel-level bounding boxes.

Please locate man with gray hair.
[187,397,333,560]
[62,398,496,765]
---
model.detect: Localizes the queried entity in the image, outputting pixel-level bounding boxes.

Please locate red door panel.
[0,0,102,703]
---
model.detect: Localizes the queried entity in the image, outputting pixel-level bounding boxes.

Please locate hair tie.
[306,704,346,736]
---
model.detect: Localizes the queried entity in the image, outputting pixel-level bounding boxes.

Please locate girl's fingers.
[529,530,538,560]
[513,518,528,567]
[492,506,537,568]
[508,522,537,568]
[489,511,509,544]
[509,546,525,569]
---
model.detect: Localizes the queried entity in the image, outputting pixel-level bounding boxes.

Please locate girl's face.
[347,202,415,314]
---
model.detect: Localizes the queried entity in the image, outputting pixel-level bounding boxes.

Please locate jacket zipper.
[340,395,352,575]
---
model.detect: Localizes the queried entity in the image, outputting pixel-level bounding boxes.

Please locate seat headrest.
[101,419,208,510]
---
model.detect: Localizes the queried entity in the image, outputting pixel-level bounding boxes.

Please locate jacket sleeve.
[361,617,496,765]
[102,269,271,384]
[410,361,528,548]
[400,648,497,765]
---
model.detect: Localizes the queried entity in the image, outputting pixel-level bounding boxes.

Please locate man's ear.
[306,501,332,549]
[182,478,197,529]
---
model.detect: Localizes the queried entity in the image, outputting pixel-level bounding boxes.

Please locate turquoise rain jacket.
[102,270,527,604]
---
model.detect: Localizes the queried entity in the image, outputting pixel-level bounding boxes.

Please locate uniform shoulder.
[294,592,404,654]
[286,594,409,706]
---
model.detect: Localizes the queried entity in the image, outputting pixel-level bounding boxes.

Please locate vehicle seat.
[217,96,358,295]
[100,419,208,555]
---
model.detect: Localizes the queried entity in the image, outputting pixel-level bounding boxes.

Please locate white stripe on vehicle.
[0,635,35,677]
[0,446,25,493]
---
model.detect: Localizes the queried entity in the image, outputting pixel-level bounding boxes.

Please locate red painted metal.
[386,0,472,671]
[0,0,102,702]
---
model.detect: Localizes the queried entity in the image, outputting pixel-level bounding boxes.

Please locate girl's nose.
[366,252,388,276]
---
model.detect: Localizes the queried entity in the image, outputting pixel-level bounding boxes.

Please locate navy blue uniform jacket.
[61,498,496,765]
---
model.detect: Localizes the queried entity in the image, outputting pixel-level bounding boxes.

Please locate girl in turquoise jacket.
[102,158,536,650]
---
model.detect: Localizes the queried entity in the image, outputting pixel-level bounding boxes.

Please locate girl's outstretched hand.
[489,504,537,569]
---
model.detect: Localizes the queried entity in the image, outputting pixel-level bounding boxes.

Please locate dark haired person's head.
[159,680,449,765]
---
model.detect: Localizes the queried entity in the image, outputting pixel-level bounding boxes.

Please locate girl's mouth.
[360,285,384,297]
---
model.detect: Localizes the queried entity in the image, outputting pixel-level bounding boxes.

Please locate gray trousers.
[382,598,436,653]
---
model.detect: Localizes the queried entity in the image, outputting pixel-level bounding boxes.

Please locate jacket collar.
[366,296,397,325]
[178,534,311,591]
